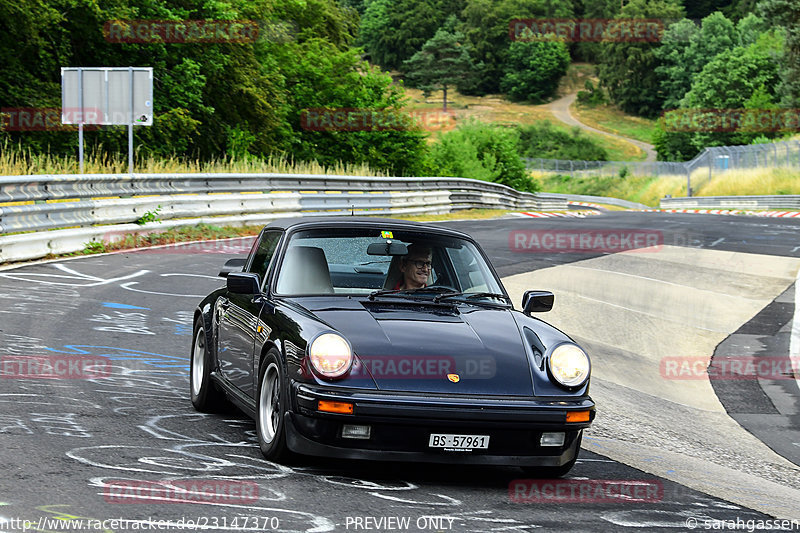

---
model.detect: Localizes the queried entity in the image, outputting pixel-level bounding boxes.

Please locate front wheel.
[190,317,226,412]
[256,351,291,462]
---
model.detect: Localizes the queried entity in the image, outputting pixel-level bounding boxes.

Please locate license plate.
[428,433,489,450]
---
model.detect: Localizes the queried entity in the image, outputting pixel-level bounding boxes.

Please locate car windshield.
[273,227,505,302]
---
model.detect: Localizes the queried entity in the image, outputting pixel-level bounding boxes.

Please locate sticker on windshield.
[381,231,394,239]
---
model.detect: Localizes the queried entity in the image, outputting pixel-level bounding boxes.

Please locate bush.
[500,35,570,103]
[429,120,537,193]
[576,80,607,107]
[517,121,608,161]
[652,120,698,162]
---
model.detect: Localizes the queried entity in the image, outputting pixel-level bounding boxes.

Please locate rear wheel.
[256,350,291,461]
[190,317,226,412]
[521,433,582,478]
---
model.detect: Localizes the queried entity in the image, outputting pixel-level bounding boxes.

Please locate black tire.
[190,317,226,412]
[256,350,291,462]
[521,433,582,478]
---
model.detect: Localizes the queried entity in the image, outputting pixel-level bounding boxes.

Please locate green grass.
[584,128,648,161]
[539,167,800,207]
[571,103,658,145]
[56,223,263,258]
[0,141,387,176]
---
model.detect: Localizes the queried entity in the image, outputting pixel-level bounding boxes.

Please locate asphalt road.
[0,212,798,533]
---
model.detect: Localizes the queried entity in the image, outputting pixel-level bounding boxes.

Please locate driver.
[395,244,432,290]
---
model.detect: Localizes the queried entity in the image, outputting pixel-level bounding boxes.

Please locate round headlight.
[548,344,590,388]
[308,333,353,379]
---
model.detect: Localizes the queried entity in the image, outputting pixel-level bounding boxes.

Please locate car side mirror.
[219,258,247,278]
[227,272,261,295]
[522,290,554,315]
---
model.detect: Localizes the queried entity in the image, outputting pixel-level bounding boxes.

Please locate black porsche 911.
[190,217,594,476]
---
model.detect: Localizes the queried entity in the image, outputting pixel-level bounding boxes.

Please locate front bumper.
[285,383,594,466]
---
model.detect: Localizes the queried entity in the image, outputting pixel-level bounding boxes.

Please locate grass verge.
[539,167,800,207]
[570,103,658,145]
[0,142,387,176]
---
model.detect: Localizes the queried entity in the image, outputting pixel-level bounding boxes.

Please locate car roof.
[263,216,472,239]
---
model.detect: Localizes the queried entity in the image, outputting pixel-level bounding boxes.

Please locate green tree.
[359,0,464,70]
[597,0,685,117]
[518,121,608,160]
[653,19,699,110]
[572,0,621,62]
[500,32,570,103]
[279,38,430,175]
[0,0,432,173]
[758,0,800,108]
[655,13,738,111]
[459,0,573,95]
[402,21,480,111]
[429,120,535,192]
[736,12,767,46]
[682,0,733,19]
[681,32,782,149]
[651,121,697,162]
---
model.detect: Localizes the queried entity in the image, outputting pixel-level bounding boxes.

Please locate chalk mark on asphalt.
[0,264,149,287]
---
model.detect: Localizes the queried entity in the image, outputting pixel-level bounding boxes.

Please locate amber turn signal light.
[318,400,354,414]
[566,410,591,423]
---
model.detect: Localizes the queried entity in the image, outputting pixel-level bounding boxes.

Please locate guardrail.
[0,172,569,263]
[660,195,800,210]
[539,192,649,210]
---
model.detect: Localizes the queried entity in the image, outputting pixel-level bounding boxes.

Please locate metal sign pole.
[128,66,134,175]
[78,67,84,174]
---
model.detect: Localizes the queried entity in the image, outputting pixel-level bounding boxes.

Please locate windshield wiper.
[367,289,417,301]
[367,286,459,301]
[432,291,511,304]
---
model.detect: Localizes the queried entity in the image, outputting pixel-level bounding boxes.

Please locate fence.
[0,172,569,263]
[526,140,800,196]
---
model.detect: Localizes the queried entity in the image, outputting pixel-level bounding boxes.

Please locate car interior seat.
[276,246,334,294]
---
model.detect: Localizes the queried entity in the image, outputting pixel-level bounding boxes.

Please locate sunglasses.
[407,259,432,269]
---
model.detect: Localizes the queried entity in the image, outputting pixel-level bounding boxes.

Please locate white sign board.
[61,67,153,125]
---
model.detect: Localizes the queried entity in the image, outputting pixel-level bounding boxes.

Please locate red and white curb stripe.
[514,210,603,218]
[639,209,800,218]
[568,201,605,209]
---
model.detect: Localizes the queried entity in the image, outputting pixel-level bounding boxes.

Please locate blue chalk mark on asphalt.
[174,324,191,336]
[103,302,150,310]
[43,345,186,375]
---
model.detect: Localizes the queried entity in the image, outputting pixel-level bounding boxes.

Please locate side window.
[247,230,281,284]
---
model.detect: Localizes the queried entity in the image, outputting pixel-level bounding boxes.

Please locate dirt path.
[547,92,657,162]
